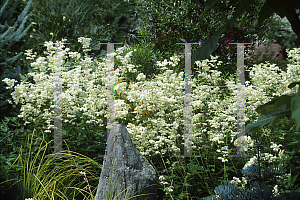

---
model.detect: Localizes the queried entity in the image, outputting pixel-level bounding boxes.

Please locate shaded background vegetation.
[1,0,300,199]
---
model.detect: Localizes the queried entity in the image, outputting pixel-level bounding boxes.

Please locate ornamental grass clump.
[2,37,300,199]
[2,127,146,200]
[1,128,101,200]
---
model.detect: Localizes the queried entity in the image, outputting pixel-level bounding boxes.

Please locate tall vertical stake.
[229,43,252,158]
[98,42,122,158]
[106,43,116,141]
[183,43,193,157]
[176,42,202,158]
[53,42,63,157]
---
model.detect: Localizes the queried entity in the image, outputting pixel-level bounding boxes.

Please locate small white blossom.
[273,185,279,197]
[270,142,282,152]
[78,37,91,48]
[136,73,146,81]
[2,78,17,89]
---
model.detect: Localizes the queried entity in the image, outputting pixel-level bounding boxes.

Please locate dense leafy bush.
[25,0,143,57]
[2,35,300,198]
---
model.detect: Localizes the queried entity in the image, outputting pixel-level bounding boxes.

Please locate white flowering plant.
[3,36,300,199]
[204,138,296,199]
[203,47,300,199]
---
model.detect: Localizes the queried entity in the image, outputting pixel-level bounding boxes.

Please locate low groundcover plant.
[2,37,300,199]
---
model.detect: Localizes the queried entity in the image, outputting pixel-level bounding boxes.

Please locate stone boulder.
[95,123,157,200]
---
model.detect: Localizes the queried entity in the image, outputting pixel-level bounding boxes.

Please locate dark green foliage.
[0,163,34,200]
[0,135,34,200]
[113,31,164,83]
[26,0,102,54]
[245,104,292,135]
[245,81,300,135]
[0,115,41,199]
[192,0,300,64]
[0,115,39,159]
[27,0,143,59]
[260,15,299,56]
[92,0,147,59]
[0,0,34,122]
[135,0,283,83]
[0,3,36,197]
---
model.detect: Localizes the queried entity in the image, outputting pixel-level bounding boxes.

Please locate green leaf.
[288,81,300,89]
[257,2,274,24]
[192,19,234,63]
[200,0,222,24]
[204,0,220,10]
[183,183,192,187]
[245,104,291,134]
[232,0,256,19]
[255,95,292,115]
[291,173,299,185]
[192,0,255,63]
[291,86,300,131]
[189,166,204,171]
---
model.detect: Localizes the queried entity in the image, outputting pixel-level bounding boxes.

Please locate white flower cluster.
[273,184,279,197]
[245,48,300,116]
[156,53,181,68]
[287,48,300,65]
[24,49,36,60]
[158,175,174,195]
[2,78,17,89]
[3,34,300,168]
[270,142,283,152]
[78,37,91,48]
[217,145,231,163]
[243,152,277,169]
[2,38,187,157]
[233,135,254,152]
[136,73,146,81]
[229,176,247,189]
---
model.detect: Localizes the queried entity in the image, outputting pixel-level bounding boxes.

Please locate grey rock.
[95,123,157,200]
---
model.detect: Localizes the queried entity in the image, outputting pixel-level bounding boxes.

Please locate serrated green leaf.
[245,104,291,134]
